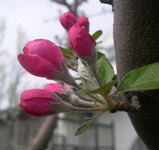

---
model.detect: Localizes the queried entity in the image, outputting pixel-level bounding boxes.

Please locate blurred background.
[0,0,147,150]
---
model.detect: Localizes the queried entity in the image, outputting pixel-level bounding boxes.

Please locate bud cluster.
[18,12,116,118]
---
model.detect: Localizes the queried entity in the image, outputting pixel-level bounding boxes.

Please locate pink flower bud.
[44,83,64,92]
[77,16,89,31]
[18,39,63,79]
[68,24,96,57]
[60,12,77,31]
[19,83,63,116]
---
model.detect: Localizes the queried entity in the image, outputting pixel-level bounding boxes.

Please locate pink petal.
[18,54,56,78]
[21,89,53,100]
[23,39,63,71]
[44,83,63,93]
[19,89,56,116]
[68,24,96,57]
[78,16,89,31]
[60,12,77,31]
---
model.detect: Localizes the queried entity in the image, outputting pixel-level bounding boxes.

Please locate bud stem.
[77,99,96,107]
[53,61,81,90]
[91,69,103,87]
[72,107,103,113]
[86,51,103,87]
[87,93,106,104]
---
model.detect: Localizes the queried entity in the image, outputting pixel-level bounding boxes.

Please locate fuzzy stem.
[87,93,106,104]
[77,99,96,107]
[72,106,104,113]
[71,81,82,90]
[106,94,117,108]
[92,69,103,87]
[87,59,103,87]
[85,49,103,87]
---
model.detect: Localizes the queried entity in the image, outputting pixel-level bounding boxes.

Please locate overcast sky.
[0,0,113,56]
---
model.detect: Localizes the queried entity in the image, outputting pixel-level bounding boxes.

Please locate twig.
[50,0,65,5]
[99,0,114,11]
[110,94,141,113]
[51,0,87,16]
[99,0,113,5]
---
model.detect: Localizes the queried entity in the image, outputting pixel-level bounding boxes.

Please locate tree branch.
[50,0,66,5]
[113,0,159,149]
[99,0,113,5]
[50,0,88,16]
[27,116,57,150]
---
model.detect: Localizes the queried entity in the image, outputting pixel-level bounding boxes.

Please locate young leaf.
[117,62,159,92]
[86,80,116,95]
[97,52,114,84]
[84,117,92,122]
[75,120,92,136]
[60,46,73,56]
[78,59,99,90]
[91,30,103,41]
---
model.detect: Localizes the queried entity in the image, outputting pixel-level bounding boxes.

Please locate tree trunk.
[113,0,159,149]
[27,116,57,150]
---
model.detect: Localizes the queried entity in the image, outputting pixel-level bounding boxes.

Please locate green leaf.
[92,30,103,41]
[117,62,159,92]
[86,80,116,95]
[60,47,73,56]
[84,117,92,122]
[97,52,114,84]
[75,120,92,136]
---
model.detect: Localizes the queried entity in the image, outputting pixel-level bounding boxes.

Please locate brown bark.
[27,116,57,150]
[113,0,159,149]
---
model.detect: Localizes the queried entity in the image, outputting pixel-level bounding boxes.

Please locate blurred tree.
[50,0,88,16]
[0,18,6,46]
[0,27,27,122]
[27,116,57,150]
